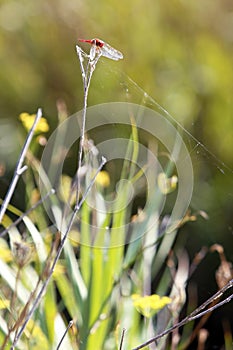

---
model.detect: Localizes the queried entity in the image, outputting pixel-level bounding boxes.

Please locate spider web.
[86,58,233,249]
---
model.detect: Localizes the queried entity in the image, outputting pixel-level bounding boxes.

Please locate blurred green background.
[0,0,233,152]
[0,0,232,337]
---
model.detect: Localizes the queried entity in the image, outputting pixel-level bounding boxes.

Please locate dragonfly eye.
[94,39,104,47]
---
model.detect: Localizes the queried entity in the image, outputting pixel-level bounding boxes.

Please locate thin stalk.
[119,328,126,350]
[75,45,101,205]
[56,320,74,350]
[0,108,42,223]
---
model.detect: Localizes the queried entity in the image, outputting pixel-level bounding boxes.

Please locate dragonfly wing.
[101,44,123,61]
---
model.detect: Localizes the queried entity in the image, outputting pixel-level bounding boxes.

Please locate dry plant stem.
[132,279,233,350]
[0,269,22,349]
[75,46,101,204]
[1,276,41,349]
[10,269,22,345]
[56,320,74,350]
[10,269,21,324]
[10,158,106,349]
[182,301,214,349]
[119,328,126,350]
[0,108,42,223]
[0,188,55,238]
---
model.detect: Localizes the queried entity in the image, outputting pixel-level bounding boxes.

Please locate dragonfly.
[78,38,123,61]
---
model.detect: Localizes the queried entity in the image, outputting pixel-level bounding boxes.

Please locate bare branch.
[119,328,126,350]
[75,45,101,207]
[56,320,74,350]
[132,279,233,350]
[0,108,42,223]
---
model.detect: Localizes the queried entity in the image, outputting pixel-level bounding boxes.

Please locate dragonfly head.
[92,38,104,47]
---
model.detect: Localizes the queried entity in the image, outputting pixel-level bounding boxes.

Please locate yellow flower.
[132,294,172,318]
[0,299,10,310]
[53,262,66,278]
[60,175,75,205]
[0,239,12,262]
[158,173,178,194]
[95,170,110,188]
[19,112,49,133]
[25,319,49,347]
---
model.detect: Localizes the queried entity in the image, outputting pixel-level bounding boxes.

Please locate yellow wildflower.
[95,170,110,188]
[19,112,49,133]
[60,175,75,205]
[158,173,178,194]
[25,319,49,347]
[0,239,12,262]
[0,299,10,310]
[132,294,172,318]
[53,262,66,278]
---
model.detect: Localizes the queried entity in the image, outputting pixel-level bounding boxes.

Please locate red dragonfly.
[78,38,123,61]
